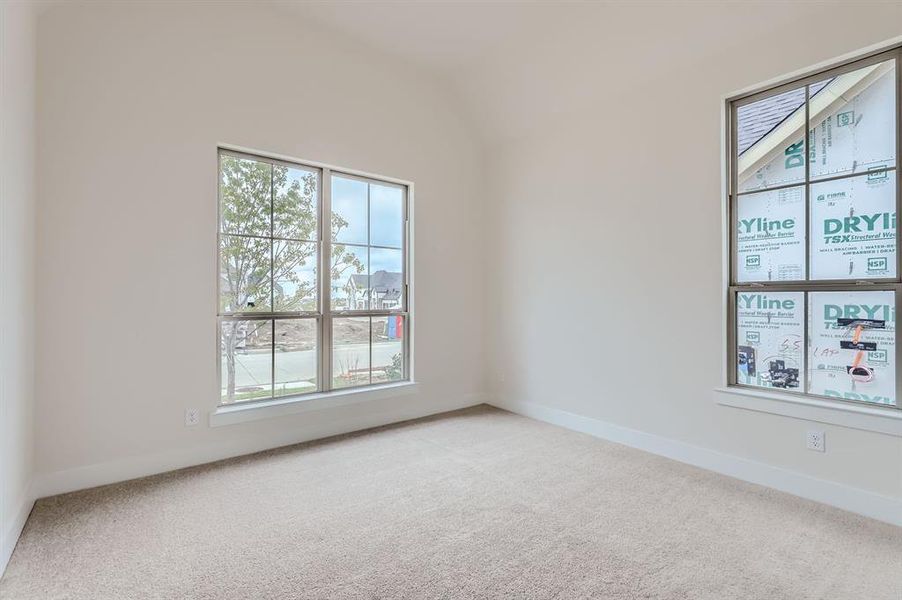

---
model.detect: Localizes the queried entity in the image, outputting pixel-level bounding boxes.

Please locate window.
[728,50,900,409]
[218,149,409,405]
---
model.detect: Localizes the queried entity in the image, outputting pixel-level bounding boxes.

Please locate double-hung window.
[728,49,901,409]
[218,149,409,405]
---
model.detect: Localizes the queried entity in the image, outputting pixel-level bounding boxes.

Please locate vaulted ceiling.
[271,1,901,145]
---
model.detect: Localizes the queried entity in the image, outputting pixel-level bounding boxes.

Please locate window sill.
[714,386,902,437]
[209,381,419,427]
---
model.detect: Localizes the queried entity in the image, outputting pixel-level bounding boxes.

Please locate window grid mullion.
[802,81,811,395]
[322,168,333,393]
[727,289,737,386]
[269,164,275,313]
[219,231,319,245]
[802,289,809,394]
[403,180,409,314]
[737,166,898,199]
[270,164,275,399]
[804,83,811,282]
[895,49,902,407]
[270,319,275,401]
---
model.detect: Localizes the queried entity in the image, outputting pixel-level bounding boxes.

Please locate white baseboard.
[490,397,902,527]
[1,482,34,578]
[33,394,486,500]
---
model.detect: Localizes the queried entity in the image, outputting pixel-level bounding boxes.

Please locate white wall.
[0,0,37,572]
[33,1,486,494]
[482,3,902,519]
[24,0,902,530]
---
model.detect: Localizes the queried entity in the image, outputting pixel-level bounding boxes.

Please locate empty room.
[1,1,901,598]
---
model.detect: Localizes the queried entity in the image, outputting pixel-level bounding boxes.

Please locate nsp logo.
[867,257,888,272]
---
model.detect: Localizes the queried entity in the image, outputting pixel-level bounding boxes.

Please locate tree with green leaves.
[219,155,364,402]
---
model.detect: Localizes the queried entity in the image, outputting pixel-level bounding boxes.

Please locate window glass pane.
[274,319,317,397]
[331,175,368,245]
[736,186,805,282]
[220,235,271,312]
[736,87,806,193]
[808,290,896,406]
[332,317,370,389]
[273,240,317,312]
[736,291,804,390]
[809,59,896,180]
[369,248,404,310]
[370,183,404,248]
[810,171,896,280]
[220,320,272,404]
[220,155,272,237]
[331,244,368,311]
[273,165,318,241]
[372,316,404,384]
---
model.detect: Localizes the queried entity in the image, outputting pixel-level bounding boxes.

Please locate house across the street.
[346,270,403,310]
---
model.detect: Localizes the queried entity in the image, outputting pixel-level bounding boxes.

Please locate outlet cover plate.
[806,430,825,452]
[185,408,200,427]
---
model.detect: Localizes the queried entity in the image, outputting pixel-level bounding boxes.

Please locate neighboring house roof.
[736,80,830,155]
[349,270,403,292]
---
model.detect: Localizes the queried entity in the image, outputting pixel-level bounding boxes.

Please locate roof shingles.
[736,80,830,155]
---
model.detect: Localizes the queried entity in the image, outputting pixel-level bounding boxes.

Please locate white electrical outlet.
[806,430,825,452]
[185,408,200,427]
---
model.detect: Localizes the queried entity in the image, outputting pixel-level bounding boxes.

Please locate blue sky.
[332,175,403,249]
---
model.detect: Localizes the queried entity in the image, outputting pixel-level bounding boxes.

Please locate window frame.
[216,146,413,407]
[725,46,902,411]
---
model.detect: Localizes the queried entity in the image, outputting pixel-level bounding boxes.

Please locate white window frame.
[719,41,902,434]
[215,145,414,419]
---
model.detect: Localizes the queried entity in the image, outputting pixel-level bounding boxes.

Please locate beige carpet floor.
[1,405,900,599]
